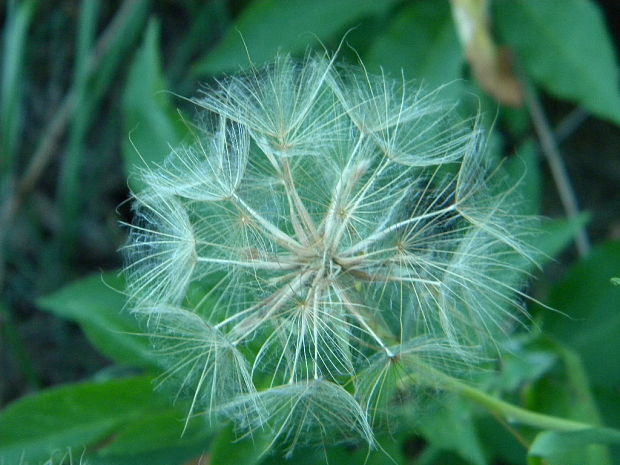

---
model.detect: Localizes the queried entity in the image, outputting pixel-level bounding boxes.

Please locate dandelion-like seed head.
[123,52,535,453]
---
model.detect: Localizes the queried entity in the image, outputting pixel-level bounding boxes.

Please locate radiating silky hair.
[122,52,537,455]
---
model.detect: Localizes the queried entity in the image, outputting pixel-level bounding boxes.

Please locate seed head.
[123,53,535,453]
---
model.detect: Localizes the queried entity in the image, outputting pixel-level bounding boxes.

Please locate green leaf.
[495,0,620,125]
[498,142,588,274]
[496,335,558,392]
[503,140,588,262]
[543,240,620,386]
[529,244,620,463]
[38,272,159,370]
[99,409,212,457]
[209,424,272,465]
[87,448,205,465]
[92,408,213,465]
[365,0,464,97]
[523,341,612,465]
[122,19,186,191]
[0,377,165,463]
[532,213,590,264]
[528,428,620,465]
[477,415,527,465]
[0,376,214,465]
[417,394,487,465]
[192,0,397,76]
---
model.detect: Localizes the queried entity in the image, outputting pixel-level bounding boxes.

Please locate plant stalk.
[409,363,597,433]
[441,375,590,431]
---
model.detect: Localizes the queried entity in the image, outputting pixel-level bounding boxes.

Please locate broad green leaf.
[594,385,620,456]
[92,409,213,465]
[495,0,620,125]
[209,424,272,465]
[493,140,588,285]
[495,334,557,393]
[38,272,159,370]
[123,19,186,191]
[528,428,620,465]
[86,448,205,465]
[534,214,589,261]
[0,377,164,463]
[524,342,612,465]
[365,0,464,98]
[98,409,212,456]
[477,415,527,465]
[503,140,589,263]
[192,0,397,76]
[552,343,604,426]
[417,394,487,465]
[501,105,531,139]
[543,240,620,386]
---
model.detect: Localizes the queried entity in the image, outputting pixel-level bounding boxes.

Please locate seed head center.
[303,246,345,283]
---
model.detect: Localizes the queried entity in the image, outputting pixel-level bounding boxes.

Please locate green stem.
[442,376,589,432]
[409,362,593,433]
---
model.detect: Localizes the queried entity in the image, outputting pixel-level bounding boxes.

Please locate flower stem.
[400,357,597,432]
[520,71,590,257]
[439,375,590,432]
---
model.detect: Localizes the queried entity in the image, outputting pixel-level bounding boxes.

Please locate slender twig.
[521,76,591,257]
[554,107,589,144]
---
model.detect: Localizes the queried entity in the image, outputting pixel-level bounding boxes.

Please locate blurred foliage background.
[0,0,619,464]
